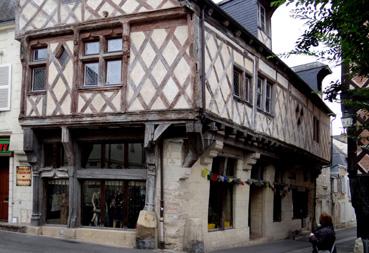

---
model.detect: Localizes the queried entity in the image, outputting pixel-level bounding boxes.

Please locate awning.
[0,138,13,157]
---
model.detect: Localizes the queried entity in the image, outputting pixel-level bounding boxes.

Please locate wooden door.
[0,157,9,221]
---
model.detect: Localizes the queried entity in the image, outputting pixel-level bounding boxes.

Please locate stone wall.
[158,138,317,251]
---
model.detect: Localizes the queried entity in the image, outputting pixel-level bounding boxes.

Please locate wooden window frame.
[80,142,145,170]
[79,28,124,89]
[233,65,252,105]
[28,46,48,93]
[257,75,274,115]
[258,3,267,34]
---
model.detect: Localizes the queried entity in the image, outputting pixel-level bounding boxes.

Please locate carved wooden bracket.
[243,152,261,171]
[23,128,40,167]
[144,123,171,149]
[183,122,204,168]
[200,139,224,166]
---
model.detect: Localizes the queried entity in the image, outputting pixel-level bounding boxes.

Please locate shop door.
[0,157,9,221]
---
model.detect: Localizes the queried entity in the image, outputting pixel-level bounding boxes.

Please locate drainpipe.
[329,114,336,222]
[200,6,206,111]
[159,141,165,249]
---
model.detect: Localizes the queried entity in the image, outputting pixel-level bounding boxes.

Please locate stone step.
[0,222,27,233]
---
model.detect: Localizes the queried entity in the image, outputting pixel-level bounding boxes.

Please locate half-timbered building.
[16,0,333,251]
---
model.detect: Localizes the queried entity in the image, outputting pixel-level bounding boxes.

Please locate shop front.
[0,138,11,222]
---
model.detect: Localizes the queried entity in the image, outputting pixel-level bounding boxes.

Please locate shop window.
[233,65,252,103]
[30,47,48,91]
[81,180,145,228]
[44,142,68,168]
[46,179,69,225]
[81,142,144,169]
[208,156,236,230]
[273,168,282,222]
[81,35,123,87]
[292,189,308,219]
[273,190,282,222]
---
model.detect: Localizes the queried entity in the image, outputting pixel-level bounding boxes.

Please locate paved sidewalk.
[212,227,356,253]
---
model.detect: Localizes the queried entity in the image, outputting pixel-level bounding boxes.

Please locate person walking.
[309,212,337,253]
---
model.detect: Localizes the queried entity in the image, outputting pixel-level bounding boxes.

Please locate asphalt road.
[0,227,357,253]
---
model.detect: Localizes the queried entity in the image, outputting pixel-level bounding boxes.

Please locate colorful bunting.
[200,168,309,195]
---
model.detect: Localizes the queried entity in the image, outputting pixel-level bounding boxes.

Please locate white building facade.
[0,0,32,225]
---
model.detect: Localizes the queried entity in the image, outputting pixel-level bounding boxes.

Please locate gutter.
[200,6,206,110]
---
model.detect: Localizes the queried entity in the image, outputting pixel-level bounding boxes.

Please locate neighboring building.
[342,73,369,239]
[330,135,356,227]
[315,135,356,228]
[15,0,333,251]
[0,0,32,224]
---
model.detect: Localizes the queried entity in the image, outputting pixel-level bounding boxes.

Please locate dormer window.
[258,4,266,33]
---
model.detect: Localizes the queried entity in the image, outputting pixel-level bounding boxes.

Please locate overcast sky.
[212,0,343,135]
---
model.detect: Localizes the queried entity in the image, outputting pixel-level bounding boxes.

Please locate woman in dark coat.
[309,212,337,253]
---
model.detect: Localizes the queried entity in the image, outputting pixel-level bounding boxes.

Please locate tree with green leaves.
[273,0,369,241]
[273,0,369,102]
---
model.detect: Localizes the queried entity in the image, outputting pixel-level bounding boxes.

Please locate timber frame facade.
[16,0,332,251]
[342,70,369,239]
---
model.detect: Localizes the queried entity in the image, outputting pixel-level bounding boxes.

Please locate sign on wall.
[0,138,12,156]
[16,166,32,186]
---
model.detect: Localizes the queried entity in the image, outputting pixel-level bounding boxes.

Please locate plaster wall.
[204,22,331,162]
[0,24,32,224]
[17,0,180,35]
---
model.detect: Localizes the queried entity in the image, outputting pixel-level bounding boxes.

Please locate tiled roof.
[0,0,16,23]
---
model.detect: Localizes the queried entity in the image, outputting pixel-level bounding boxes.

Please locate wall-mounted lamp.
[341,113,353,128]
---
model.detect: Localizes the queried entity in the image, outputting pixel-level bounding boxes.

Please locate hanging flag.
[201,168,209,178]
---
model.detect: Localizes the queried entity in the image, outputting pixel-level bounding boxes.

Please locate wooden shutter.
[0,64,11,111]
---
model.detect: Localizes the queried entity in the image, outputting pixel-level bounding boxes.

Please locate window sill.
[208,227,234,232]
[233,95,252,107]
[27,90,47,96]
[257,108,274,118]
[79,85,123,92]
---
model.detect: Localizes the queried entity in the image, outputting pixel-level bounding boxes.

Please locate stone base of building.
[26,226,137,248]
